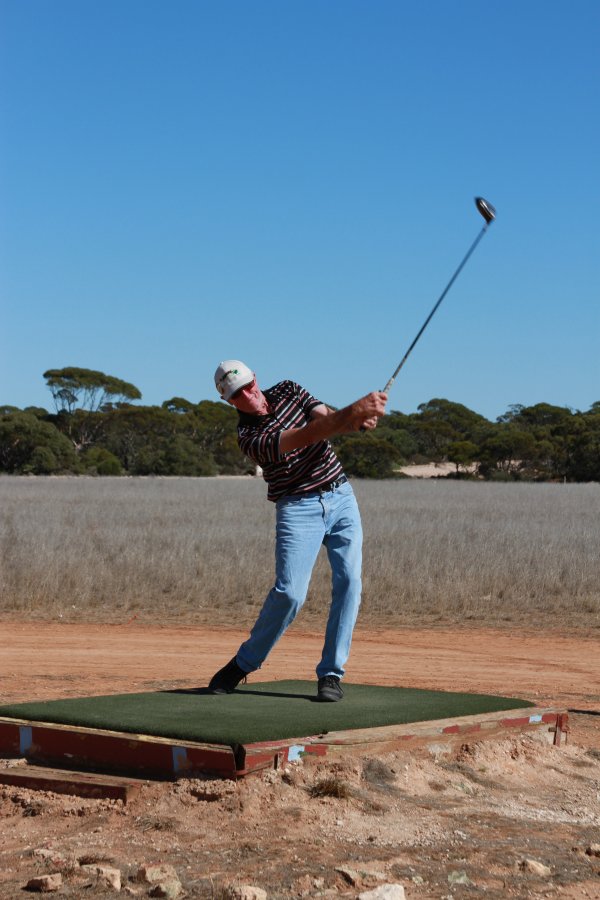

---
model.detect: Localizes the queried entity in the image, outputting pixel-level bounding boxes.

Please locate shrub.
[81,448,123,476]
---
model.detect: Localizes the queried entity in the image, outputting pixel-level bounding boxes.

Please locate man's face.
[228,377,269,415]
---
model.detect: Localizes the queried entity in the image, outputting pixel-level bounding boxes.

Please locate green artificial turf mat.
[0,681,534,747]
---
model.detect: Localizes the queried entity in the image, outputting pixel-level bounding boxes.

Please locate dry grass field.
[1,475,599,630]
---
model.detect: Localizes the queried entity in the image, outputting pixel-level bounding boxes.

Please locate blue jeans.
[236,480,363,679]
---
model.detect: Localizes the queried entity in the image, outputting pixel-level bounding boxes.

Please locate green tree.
[100,405,228,475]
[160,399,250,474]
[163,434,219,476]
[161,397,197,414]
[100,406,179,473]
[376,411,418,460]
[0,412,78,473]
[495,403,576,479]
[334,434,403,478]
[499,402,573,430]
[478,425,538,478]
[44,367,142,413]
[405,398,488,460]
[565,411,600,481]
[28,445,61,474]
[81,447,123,475]
[43,367,142,452]
[447,440,479,474]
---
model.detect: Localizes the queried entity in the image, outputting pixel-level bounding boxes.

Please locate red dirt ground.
[1,624,599,898]
[1,622,599,712]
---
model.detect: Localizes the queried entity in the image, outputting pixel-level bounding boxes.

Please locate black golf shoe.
[208,656,248,694]
[317,675,344,702]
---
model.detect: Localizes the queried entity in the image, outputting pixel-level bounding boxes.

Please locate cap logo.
[218,369,239,385]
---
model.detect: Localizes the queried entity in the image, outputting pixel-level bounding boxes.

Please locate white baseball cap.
[214,360,254,401]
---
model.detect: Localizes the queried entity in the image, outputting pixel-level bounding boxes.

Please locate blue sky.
[1,0,598,420]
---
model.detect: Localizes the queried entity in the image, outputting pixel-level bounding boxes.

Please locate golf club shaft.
[383,222,490,394]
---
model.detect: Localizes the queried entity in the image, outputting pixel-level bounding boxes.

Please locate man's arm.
[310,404,379,428]
[279,392,387,455]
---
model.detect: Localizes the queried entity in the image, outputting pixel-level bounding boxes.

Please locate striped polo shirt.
[237,380,344,502]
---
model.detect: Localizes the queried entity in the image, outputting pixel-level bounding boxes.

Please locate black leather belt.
[317,475,348,493]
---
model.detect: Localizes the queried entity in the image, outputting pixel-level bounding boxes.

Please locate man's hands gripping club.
[279,391,387,455]
[348,391,388,432]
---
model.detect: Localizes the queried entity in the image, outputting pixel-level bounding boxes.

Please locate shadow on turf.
[163,687,319,702]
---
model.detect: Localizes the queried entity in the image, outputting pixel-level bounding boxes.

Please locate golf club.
[382,196,496,395]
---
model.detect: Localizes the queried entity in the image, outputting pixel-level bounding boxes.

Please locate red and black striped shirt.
[237,380,344,502]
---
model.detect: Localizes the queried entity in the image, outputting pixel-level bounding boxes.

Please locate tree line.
[1,367,598,481]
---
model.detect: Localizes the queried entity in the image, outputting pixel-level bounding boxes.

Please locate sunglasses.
[230,377,256,400]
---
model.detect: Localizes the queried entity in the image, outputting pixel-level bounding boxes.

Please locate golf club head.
[475,196,496,224]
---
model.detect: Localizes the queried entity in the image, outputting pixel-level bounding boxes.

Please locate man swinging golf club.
[209,361,387,701]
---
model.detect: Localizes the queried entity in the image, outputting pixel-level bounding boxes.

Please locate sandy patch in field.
[399,462,478,477]
[1,623,599,898]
